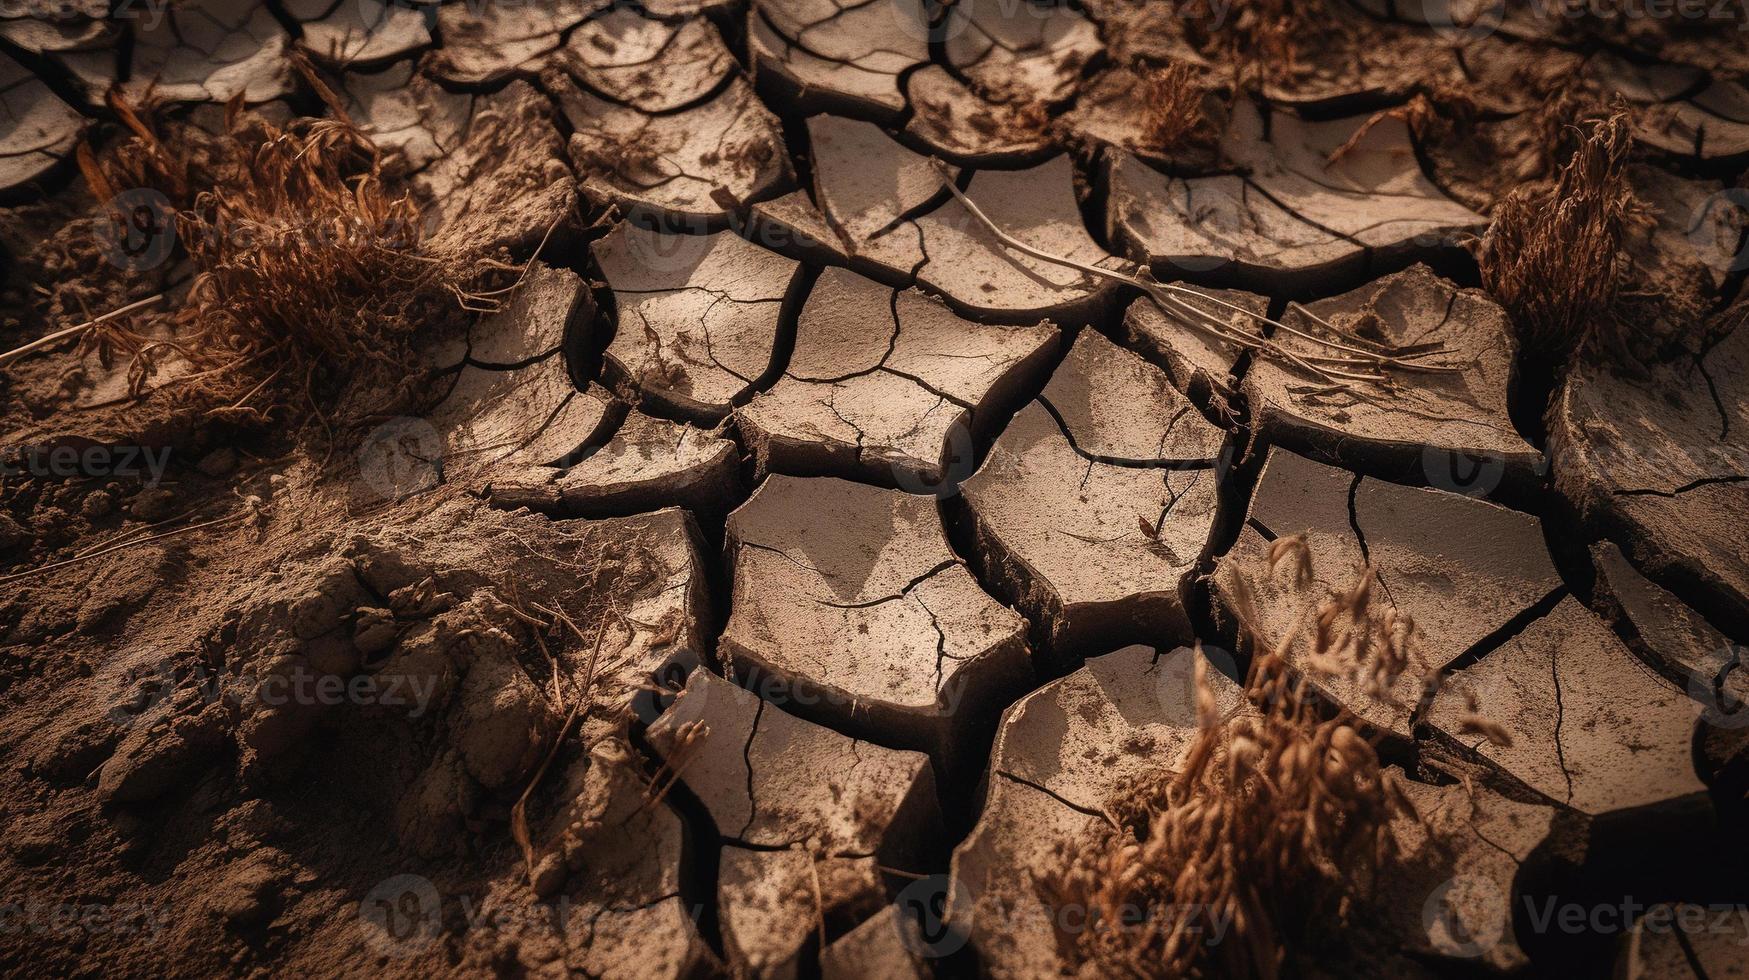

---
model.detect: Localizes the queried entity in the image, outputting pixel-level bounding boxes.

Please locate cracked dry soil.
[2,0,1749,977]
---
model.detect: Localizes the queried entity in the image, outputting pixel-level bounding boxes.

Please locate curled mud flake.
[908,157,1127,323]
[427,356,616,486]
[430,0,603,86]
[0,51,82,193]
[721,474,1032,764]
[942,0,1099,107]
[1620,903,1749,977]
[1550,312,1749,627]
[1244,265,1542,492]
[1040,331,1225,464]
[1370,774,1556,971]
[465,261,587,369]
[1638,78,1749,161]
[808,112,956,249]
[1107,102,1485,293]
[647,669,941,976]
[420,261,582,374]
[948,646,1247,976]
[285,0,433,69]
[1426,596,1705,815]
[1582,52,1749,161]
[902,65,1057,166]
[339,62,473,174]
[1212,449,1563,741]
[594,221,801,420]
[528,741,720,975]
[559,76,792,226]
[961,339,1223,661]
[810,116,1121,322]
[491,410,743,520]
[559,9,734,114]
[0,5,118,104]
[748,0,930,121]
[1591,541,1741,698]
[1625,164,1748,300]
[746,189,852,265]
[123,0,293,105]
[418,80,577,262]
[820,905,931,978]
[736,266,1059,486]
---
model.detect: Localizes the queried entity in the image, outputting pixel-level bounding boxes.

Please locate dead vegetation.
[53,61,527,430]
[1181,0,1333,94]
[930,159,1465,392]
[74,97,485,425]
[1139,63,1217,154]
[1040,542,1442,978]
[1477,110,1639,365]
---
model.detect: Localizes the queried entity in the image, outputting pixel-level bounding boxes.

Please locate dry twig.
[927,159,1460,390]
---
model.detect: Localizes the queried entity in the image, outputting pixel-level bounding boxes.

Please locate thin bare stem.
[0,294,166,368]
[927,159,1449,387]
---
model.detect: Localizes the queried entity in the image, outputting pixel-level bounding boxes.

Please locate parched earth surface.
[2,1,1748,978]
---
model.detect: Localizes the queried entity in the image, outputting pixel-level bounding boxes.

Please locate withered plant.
[1139,63,1217,155]
[1040,544,1429,979]
[72,69,510,425]
[1477,110,1638,365]
[1180,0,1332,94]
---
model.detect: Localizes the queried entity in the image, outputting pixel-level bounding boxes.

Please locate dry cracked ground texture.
[3,0,1749,977]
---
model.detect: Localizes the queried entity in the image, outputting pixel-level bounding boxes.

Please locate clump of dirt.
[1477,110,1640,367]
[1040,541,1442,977]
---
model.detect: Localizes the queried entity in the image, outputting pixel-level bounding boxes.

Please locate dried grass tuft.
[1477,110,1637,364]
[1182,0,1331,93]
[74,81,506,425]
[1040,549,1430,978]
[1139,63,1217,154]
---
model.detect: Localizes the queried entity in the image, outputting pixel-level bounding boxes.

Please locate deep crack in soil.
[2,1,1748,977]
